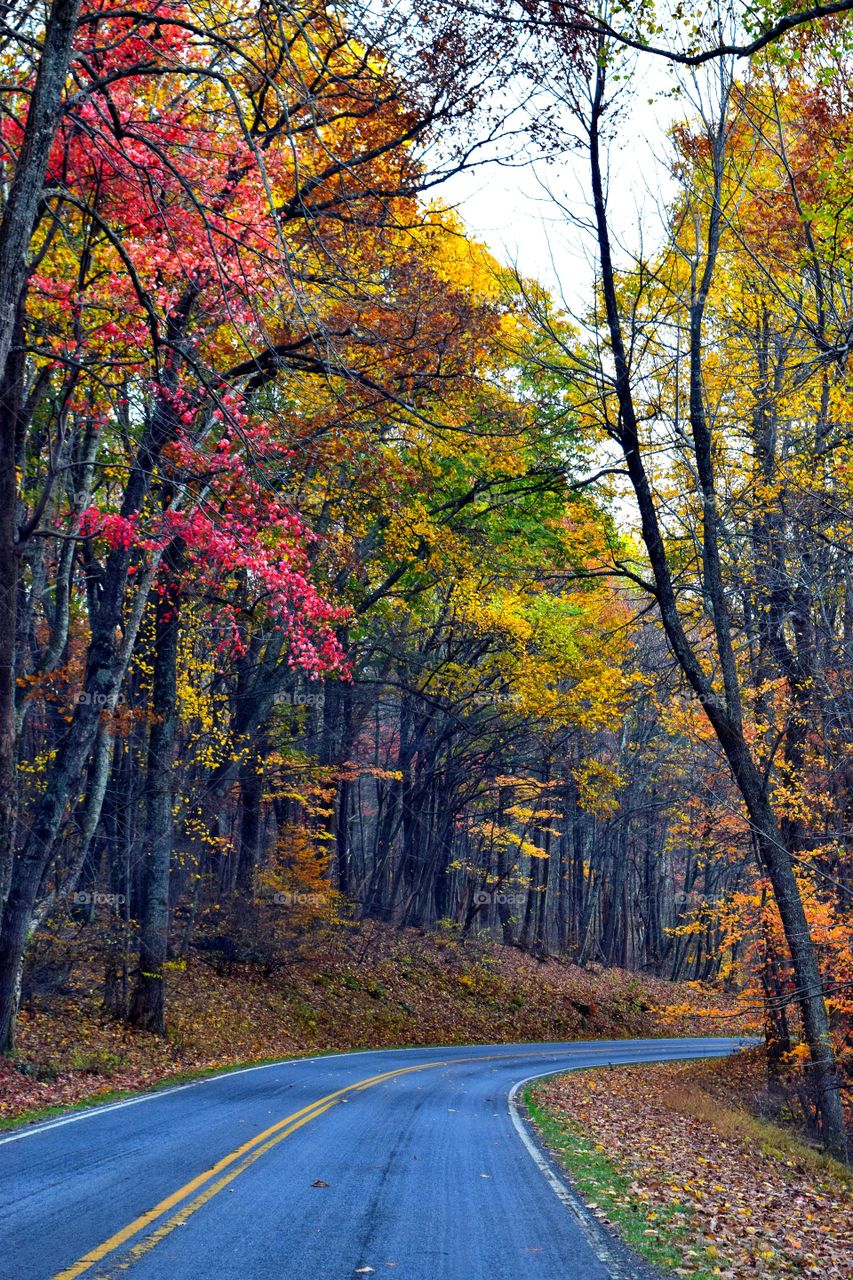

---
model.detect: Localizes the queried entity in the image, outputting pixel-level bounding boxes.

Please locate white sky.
[438,58,685,310]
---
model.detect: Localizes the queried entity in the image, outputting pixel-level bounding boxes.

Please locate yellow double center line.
[51,1044,686,1279]
[52,1060,441,1280]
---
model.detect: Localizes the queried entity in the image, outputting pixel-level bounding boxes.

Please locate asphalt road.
[2,1036,748,1280]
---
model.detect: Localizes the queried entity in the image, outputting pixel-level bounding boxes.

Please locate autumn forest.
[2,0,853,1194]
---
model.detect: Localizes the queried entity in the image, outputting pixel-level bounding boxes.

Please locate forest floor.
[1,919,755,1124]
[527,1052,853,1279]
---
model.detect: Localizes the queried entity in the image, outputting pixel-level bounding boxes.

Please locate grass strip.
[524,1084,719,1280]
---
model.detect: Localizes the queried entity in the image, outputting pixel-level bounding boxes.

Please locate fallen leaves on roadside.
[533,1062,852,1279]
[2,920,755,1126]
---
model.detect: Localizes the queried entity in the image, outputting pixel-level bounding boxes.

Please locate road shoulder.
[509,1074,669,1280]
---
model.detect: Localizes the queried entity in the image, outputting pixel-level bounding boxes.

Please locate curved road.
[2,1037,746,1280]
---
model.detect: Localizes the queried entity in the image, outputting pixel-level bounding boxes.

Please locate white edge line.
[508,1068,639,1278]
[506,1047,744,1280]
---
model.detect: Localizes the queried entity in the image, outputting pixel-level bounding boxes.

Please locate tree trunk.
[0,0,81,918]
[236,752,263,897]
[585,53,847,1158]
[128,546,182,1034]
